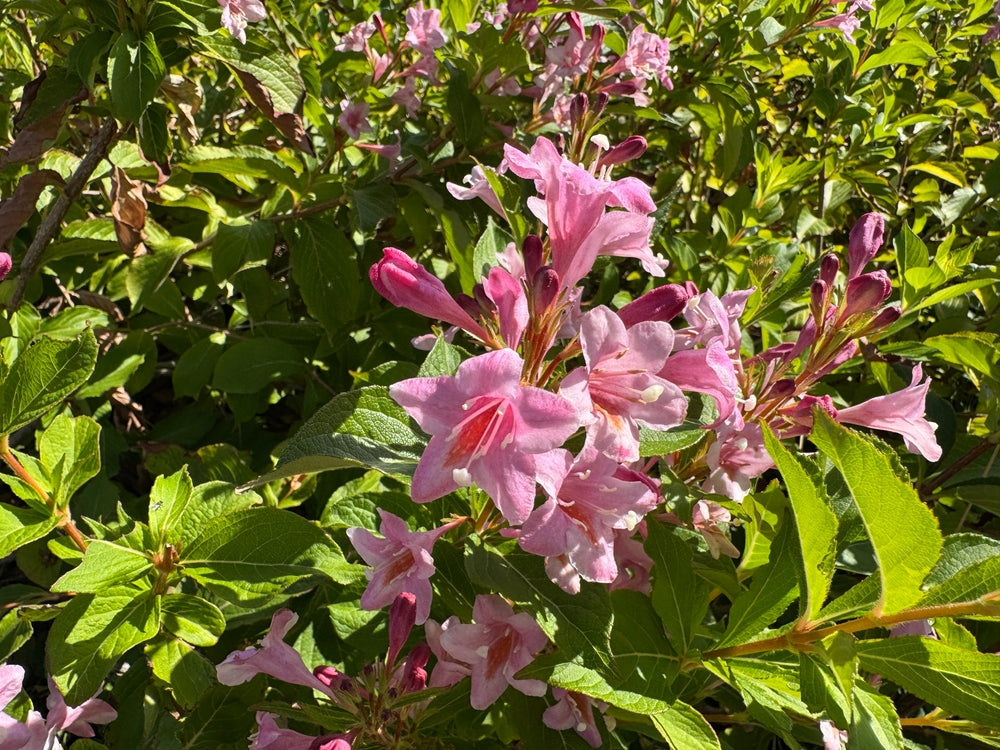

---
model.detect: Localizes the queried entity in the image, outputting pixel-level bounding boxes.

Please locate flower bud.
[472,282,497,316]
[314,665,344,688]
[310,735,353,750]
[617,283,689,327]
[387,592,417,668]
[569,94,588,129]
[592,92,609,116]
[766,378,796,401]
[597,135,647,168]
[398,642,431,693]
[856,304,901,337]
[601,79,641,97]
[847,212,884,279]
[0,252,11,282]
[819,254,839,286]
[507,0,538,11]
[532,267,560,312]
[522,235,544,277]
[591,23,605,49]
[809,279,829,322]
[840,269,891,321]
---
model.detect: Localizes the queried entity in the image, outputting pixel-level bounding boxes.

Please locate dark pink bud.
[598,136,647,168]
[847,212,884,279]
[819,254,839,286]
[617,283,689,327]
[387,592,417,668]
[857,304,902,336]
[591,23,605,48]
[522,235,543,277]
[757,342,795,364]
[570,94,588,128]
[455,292,480,319]
[601,80,641,96]
[373,13,387,43]
[532,267,560,312]
[314,665,343,688]
[472,283,497,315]
[0,252,11,281]
[815,340,858,378]
[370,248,491,340]
[508,0,537,11]
[684,280,699,296]
[310,735,352,750]
[592,92,609,116]
[766,378,796,400]
[398,642,431,693]
[810,280,829,321]
[841,270,891,320]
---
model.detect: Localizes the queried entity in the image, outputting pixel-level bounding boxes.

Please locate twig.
[9,118,120,309]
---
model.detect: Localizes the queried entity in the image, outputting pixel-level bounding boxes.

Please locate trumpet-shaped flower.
[390,348,579,524]
[836,365,942,461]
[559,306,685,462]
[346,511,456,624]
[0,252,11,282]
[438,595,548,709]
[847,213,884,279]
[218,0,265,44]
[543,689,604,747]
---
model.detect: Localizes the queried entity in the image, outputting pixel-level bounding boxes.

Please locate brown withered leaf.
[2,71,87,168]
[110,167,147,258]
[0,169,64,251]
[161,74,203,144]
[234,69,314,155]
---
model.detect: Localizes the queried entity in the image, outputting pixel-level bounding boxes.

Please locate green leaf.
[810,412,942,616]
[178,681,262,750]
[763,428,837,622]
[48,585,161,705]
[107,32,165,122]
[417,335,463,378]
[851,681,904,749]
[925,331,999,379]
[647,522,710,656]
[638,425,708,456]
[471,217,512,280]
[50,541,152,593]
[194,34,304,113]
[464,540,613,672]
[856,39,936,75]
[856,637,1000,725]
[0,330,98,436]
[211,222,276,282]
[160,593,226,647]
[181,507,360,605]
[174,481,260,552]
[149,468,195,548]
[147,636,214,709]
[650,700,721,750]
[446,68,484,146]
[0,503,59,558]
[713,517,798,649]
[286,217,361,337]
[37,414,101,509]
[705,658,810,739]
[211,338,305,394]
[0,609,33,661]
[348,184,397,237]
[247,386,423,489]
[173,336,225,399]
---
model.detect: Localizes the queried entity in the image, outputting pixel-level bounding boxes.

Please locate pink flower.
[336,21,376,52]
[390,349,580,524]
[0,665,46,750]
[0,253,11,282]
[217,609,335,697]
[217,0,265,44]
[438,595,548,709]
[660,341,741,428]
[836,365,942,461]
[482,266,529,349]
[338,100,372,139]
[814,12,863,43]
[520,448,658,583]
[346,511,456,624]
[405,2,447,54]
[543,689,603,747]
[620,26,673,88]
[608,527,653,593]
[702,423,773,503]
[425,616,472,688]
[369,248,493,342]
[676,288,752,352]
[820,719,848,750]
[45,677,117,739]
[692,500,739,559]
[250,712,322,750]
[559,306,686,462]
[391,79,421,117]
[847,212,885,279]
[446,165,503,215]
[838,269,891,322]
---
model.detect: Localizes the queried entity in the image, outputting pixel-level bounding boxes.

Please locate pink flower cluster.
[813,0,874,44]
[0,665,116,750]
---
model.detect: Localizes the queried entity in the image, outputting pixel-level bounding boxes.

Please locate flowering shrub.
[2,0,1000,748]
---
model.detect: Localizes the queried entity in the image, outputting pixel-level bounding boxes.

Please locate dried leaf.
[110,167,147,258]
[234,70,314,155]
[0,170,64,251]
[161,74,203,144]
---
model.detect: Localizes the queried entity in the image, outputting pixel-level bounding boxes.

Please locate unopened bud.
[0,252,11,282]
[373,13,387,43]
[591,23,606,50]
[841,270,891,321]
[570,94,589,128]
[398,643,432,693]
[455,292,481,319]
[857,304,901,337]
[767,378,796,400]
[507,0,537,11]
[819,254,839,286]
[617,283,689,327]
[472,283,497,315]
[387,592,417,668]
[810,280,829,321]
[532,267,560,312]
[522,235,544,277]
[847,212,885,279]
[601,80,641,97]
[314,665,343,688]
[592,92,609,116]
[597,135,647,168]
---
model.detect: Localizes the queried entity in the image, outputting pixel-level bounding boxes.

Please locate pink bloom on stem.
[446,165,504,215]
[619,26,673,88]
[45,677,117,739]
[483,265,529,349]
[391,78,421,117]
[659,341,742,429]
[250,712,321,750]
[390,348,579,524]
[0,665,45,750]
[336,21,376,52]
[692,500,739,559]
[438,595,548,709]
[520,447,658,583]
[559,306,686,462]
[346,511,455,624]
[702,423,773,503]
[370,248,493,342]
[0,253,11,282]
[425,616,472,688]
[608,527,654,593]
[405,2,447,54]
[338,100,372,139]
[819,719,849,750]
[217,609,335,697]
[676,288,753,352]
[847,212,885,279]
[617,283,690,327]
[543,688,603,747]
[836,365,942,461]
[838,269,891,322]
[217,0,265,44]
[814,12,863,43]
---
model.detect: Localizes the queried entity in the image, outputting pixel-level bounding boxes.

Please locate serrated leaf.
[38,414,101,509]
[211,338,305,394]
[48,585,160,705]
[650,700,721,750]
[464,540,613,672]
[50,541,152,593]
[0,330,98,435]
[211,222,276,282]
[173,336,225,399]
[147,636,214,709]
[247,386,423,489]
[107,32,165,122]
[714,518,798,649]
[851,681,904,749]
[194,34,303,113]
[856,39,935,75]
[0,503,58,558]
[417,335,462,378]
[856,637,1000,726]
[149,468,195,548]
[175,481,259,552]
[181,507,360,605]
[639,425,708,456]
[647,522,710,656]
[160,593,226,647]
[763,428,837,622]
[471,217,512,279]
[0,609,33,661]
[810,412,942,616]
[286,217,361,337]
